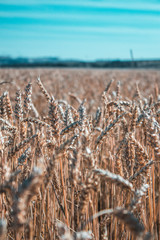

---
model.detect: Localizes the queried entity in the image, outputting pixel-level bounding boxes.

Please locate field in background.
[1,68,160,113]
[0,68,160,239]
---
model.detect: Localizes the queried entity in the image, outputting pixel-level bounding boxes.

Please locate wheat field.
[0,68,160,240]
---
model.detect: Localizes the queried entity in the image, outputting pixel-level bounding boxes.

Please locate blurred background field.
[1,68,160,114]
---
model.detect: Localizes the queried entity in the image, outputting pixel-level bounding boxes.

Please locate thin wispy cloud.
[1,0,160,9]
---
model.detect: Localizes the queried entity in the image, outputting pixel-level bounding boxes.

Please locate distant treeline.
[1,56,160,68]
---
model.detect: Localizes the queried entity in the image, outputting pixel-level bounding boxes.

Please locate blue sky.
[0,0,160,60]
